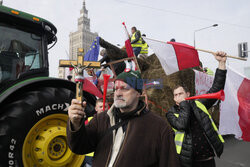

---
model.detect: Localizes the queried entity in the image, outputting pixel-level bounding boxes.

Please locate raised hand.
[68,99,86,129]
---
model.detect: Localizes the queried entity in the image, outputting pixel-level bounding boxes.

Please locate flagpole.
[143,37,247,61]
[122,22,130,39]
[196,48,247,61]
[122,22,141,72]
[143,37,166,44]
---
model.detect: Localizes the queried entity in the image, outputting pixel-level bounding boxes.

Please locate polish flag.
[122,22,138,71]
[143,37,200,75]
[219,66,250,141]
[122,22,134,58]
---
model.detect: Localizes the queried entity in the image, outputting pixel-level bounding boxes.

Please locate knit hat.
[115,70,143,93]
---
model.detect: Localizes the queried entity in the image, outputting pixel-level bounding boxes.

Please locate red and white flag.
[122,22,134,58]
[219,66,250,141]
[143,37,200,75]
[122,22,138,72]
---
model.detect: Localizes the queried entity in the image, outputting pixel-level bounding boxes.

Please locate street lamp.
[194,24,218,48]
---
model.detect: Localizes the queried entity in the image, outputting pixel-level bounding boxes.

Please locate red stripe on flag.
[167,42,200,70]
[125,39,134,58]
[238,78,250,141]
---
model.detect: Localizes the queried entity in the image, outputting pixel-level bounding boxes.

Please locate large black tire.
[0,87,91,167]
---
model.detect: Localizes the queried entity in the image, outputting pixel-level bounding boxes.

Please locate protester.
[166,51,227,167]
[95,68,105,86]
[67,75,72,81]
[67,70,180,167]
[204,67,214,76]
[130,26,143,57]
[139,34,149,58]
[170,38,176,42]
[95,98,109,114]
[83,98,109,167]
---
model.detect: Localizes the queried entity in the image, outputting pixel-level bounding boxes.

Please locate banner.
[194,70,214,95]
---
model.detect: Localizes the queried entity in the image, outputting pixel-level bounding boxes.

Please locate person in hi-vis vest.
[139,34,149,58]
[130,26,143,57]
[166,51,227,167]
[204,67,214,76]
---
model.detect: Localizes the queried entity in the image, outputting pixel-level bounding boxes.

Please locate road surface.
[215,135,250,167]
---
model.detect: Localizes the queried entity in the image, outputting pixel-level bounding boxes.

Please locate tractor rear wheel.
[0,87,86,167]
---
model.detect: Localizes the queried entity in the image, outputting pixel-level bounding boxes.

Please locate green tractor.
[0,5,96,166]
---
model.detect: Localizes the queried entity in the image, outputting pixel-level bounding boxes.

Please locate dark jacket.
[166,68,227,167]
[67,102,180,167]
[99,54,125,75]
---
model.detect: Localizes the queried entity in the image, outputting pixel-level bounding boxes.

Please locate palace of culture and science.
[58,0,98,79]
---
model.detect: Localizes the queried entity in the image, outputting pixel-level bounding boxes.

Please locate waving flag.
[84,36,100,61]
[219,66,250,141]
[122,22,134,58]
[143,37,200,75]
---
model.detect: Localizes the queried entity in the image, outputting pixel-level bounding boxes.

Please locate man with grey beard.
[66,70,180,167]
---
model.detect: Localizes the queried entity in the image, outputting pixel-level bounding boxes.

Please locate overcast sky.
[4,0,250,77]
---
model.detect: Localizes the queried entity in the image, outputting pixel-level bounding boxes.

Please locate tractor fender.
[0,77,96,111]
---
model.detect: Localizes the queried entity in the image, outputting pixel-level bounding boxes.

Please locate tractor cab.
[0,5,57,92]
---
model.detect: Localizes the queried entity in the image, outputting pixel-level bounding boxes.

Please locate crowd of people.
[66,25,228,167]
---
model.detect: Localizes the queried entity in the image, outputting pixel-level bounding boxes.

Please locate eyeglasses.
[113,85,132,92]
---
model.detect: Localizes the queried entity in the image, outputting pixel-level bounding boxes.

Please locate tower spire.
[81,0,88,17]
[83,0,86,8]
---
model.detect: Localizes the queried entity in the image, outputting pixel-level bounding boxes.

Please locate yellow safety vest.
[206,68,214,76]
[140,42,148,54]
[131,31,142,48]
[85,117,94,157]
[195,101,224,143]
[172,114,185,154]
[172,101,224,154]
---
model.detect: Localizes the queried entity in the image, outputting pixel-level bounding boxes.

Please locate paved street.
[215,135,250,167]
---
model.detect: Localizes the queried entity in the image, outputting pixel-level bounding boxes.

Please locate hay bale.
[141,54,196,116]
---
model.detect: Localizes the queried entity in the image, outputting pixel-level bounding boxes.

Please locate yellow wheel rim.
[22,114,85,167]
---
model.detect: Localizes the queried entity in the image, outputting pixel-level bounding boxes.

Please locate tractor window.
[0,23,42,84]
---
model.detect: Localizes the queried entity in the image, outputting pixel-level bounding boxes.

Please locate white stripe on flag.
[219,66,244,139]
[143,38,179,75]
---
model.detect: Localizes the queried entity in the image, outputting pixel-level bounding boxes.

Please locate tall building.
[59,0,98,79]
[69,0,98,60]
